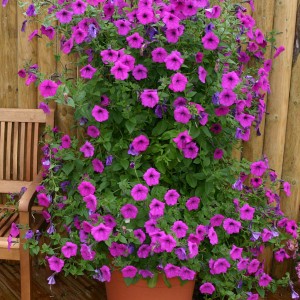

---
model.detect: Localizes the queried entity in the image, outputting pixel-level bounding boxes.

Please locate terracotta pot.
[105,271,195,300]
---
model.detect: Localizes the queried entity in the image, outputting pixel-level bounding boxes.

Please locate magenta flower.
[83,194,97,212]
[198,66,207,83]
[137,244,151,258]
[140,89,159,108]
[56,9,73,24]
[28,30,38,41]
[179,267,196,281]
[109,242,127,257]
[110,61,130,80]
[186,196,200,211]
[80,64,97,79]
[210,214,225,227]
[202,31,219,50]
[173,130,193,150]
[121,204,138,219]
[240,203,255,221]
[73,28,88,44]
[208,227,218,245]
[87,126,100,138]
[171,221,188,238]
[39,80,58,98]
[258,273,272,287]
[80,141,94,157]
[237,258,249,271]
[137,7,154,25]
[230,245,243,260]
[274,248,289,262]
[38,102,50,114]
[219,89,237,107]
[40,26,55,40]
[118,54,135,71]
[236,113,255,128]
[143,168,160,186]
[274,46,285,58]
[169,73,188,92]
[283,181,291,196]
[195,52,204,63]
[164,189,180,206]
[139,270,154,278]
[78,181,95,197]
[92,159,104,173]
[80,244,96,261]
[286,220,298,238]
[247,259,260,274]
[10,222,19,237]
[250,161,267,177]
[152,47,168,63]
[199,282,215,295]
[213,148,223,160]
[183,142,199,159]
[121,266,137,278]
[149,198,165,219]
[48,256,64,273]
[126,32,144,48]
[132,64,148,80]
[223,218,242,234]
[61,135,71,149]
[92,105,109,122]
[132,135,150,152]
[62,38,74,54]
[37,193,51,208]
[91,223,112,242]
[261,228,273,242]
[99,265,111,282]
[72,0,87,15]
[221,71,240,89]
[100,49,119,63]
[210,258,230,274]
[131,184,149,201]
[188,241,199,258]
[114,19,131,36]
[160,234,177,252]
[206,5,221,18]
[164,264,180,278]
[61,242,77,258]
[165,51,184,71]
[162,12,180,29]
[174,106,191,124]
[166,28,181,43]
[134,229,146,244]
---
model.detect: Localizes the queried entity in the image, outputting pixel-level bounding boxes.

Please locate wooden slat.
[0,180,31,193]
[0,213,18,237]
[5,122,12,180]
[32,123,39,178]
[26,123,32,181]
[0,122,5,180]
[13,122,19,180]
[19,122,25,180]
[0,247,20,261]
[0,109,47,123]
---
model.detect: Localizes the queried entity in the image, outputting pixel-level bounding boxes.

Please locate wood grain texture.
[263,0,298,178]
[242,0,276,162]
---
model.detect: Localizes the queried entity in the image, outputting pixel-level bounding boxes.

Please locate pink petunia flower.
[126,32,144,48]
[83,194,97,211]
[132,135,150,152]
[219,89,237,107]
[283,181,291,197]
[78,181,95,197]
[222,71,240,89]
[171,221,188,238]
[121,266,137,278]
[208,227,218,245]
[37,193,51,207]
[165,51,184,71]
[152,47,168,63]
[258,273,272,287]
[223,218,242,234]
[40,26,55,40]
[136,7,154,25]
[186,196,200,211]
[87,126,100,138]
[92,159,104,173]
[48,256,64,273]
[202,31,219,50]
[164,189,180,206]
[92,105,109,122]
[39,80,58,98]
[80,64,97,79]
[56,9,73,24]
[143,168,160,186]
[274,46,285,59]
[114,19,131,36]
[240,203,255,221]
[61,135,71,149]
[250,161,267,177]
[131,184,149,201]
[80,141,94,157]
[61,242,77,258]
[174,106,191,124]
[80,244,96,261]
[213,148,223,160]
[230,245,243,260]
[110,61,130,80]
[132,64,148,80]
[121,204,138,219]
[149,198,165,219]
[169,72,188,92]
[199,282,215,295]
[164,263,180,278]
[140,89,159,108]
[160,234,177,252]
[179,267,196,281]
[91,223,112,242]
[173,130,193,150]
[183,142,199,159]
[100,49,119,63]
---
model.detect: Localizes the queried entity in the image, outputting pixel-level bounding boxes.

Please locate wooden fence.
[1,0,300,278]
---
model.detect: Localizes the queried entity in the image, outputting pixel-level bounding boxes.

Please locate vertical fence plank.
[242,1,276,163]
[0,1,18,108]
[263,0,298,178]
[17,5,37,109]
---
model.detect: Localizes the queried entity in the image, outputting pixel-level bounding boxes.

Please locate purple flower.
[132,135,149,153]
[174,106,191,124]
[149,199,165,219]
[106,155,113,166]
[131,184,149,201]
[230,245,243,260]
[48,256,64,273]
[186,196,200,211]
[171,221,188,238]
[91,223,112,242]
[160,234,177,252]
[202,31,219,50]
[26,4,36,17]
[199,282,215,295]
[80,141,94,157]
[164,189,180,206]
[140,89,159,108]
[61,242,77,258]
[223,218,242,234]
[164,263,180,278]
[121,266,137,278]
[210,258,230,274]
[121,204,138,219]
[240,204,255,220]
[92,105,109,122]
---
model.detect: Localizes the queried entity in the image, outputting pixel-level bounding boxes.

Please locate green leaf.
[256,287,265,298]
[62,162,74,175]
[147,273,158,288]
[125,120,136,133]
[152,121,168,136]
[162,274,171,288]
[124,277,134,287]
[186,173,197,188]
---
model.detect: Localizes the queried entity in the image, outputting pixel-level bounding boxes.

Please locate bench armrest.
[18,171,43,212]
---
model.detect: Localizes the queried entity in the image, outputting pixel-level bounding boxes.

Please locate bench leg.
[19,211,32,300]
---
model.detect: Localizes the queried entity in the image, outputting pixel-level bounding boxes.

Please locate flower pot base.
[105,271,195,300]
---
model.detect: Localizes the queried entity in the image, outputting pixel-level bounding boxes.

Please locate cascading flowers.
[8,0,298,298]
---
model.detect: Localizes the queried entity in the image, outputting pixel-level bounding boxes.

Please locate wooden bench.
[0,108,54,300]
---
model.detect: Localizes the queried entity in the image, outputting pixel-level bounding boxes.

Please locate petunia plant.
[8,0,299,298]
